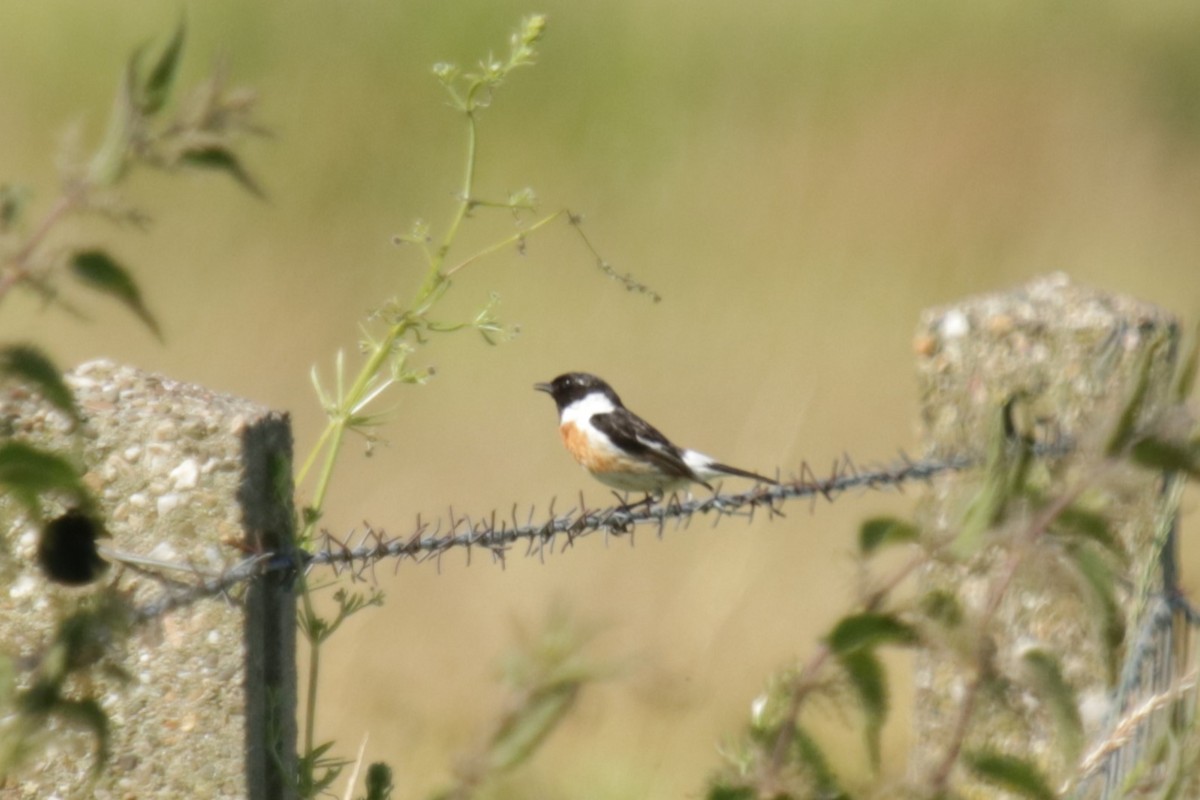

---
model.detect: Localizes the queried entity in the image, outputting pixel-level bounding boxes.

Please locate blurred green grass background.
[4,0,1200,796]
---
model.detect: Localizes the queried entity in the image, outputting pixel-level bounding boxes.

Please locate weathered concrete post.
[0,360,297,799]
[909,274,1184,796]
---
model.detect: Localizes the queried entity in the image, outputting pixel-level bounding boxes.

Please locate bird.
[535,371,779,494]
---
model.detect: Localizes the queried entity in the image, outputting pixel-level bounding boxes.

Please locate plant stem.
[298,97,480,539]
[443,209,565,278]
[0,185,86,305]
[301,583,322,764]
[295,96,482,790]
[295,422,334,491]
[306,417,348,528]
[288,26,586,785]
[438,108,478,262]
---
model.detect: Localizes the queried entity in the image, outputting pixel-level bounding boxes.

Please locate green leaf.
[1173,320,1199,403]
[965,750,1056,800]
[179,146,266,199]
[363,763,393,800]
[957,398,1033,555]
[1020,649,1084,766]
[859,517,919,555]
[1106,336,1166,456]
[0,655,14,697]
[140,18,186,116]
[56,698,110,774]
[792,725,849,799]
[706,787,755,800]
[826,612,919,654]
[307,741,337,761]
[297,740,347,796]
[1131,436,1200,478]
[87,54,139,186]
[919,589,963,628]
[0,441,87,514]
[0,345,79,422]
[823,613,916,770]
[838,649,888,769]
[70,249,162,339]
[486,680,580,773]
[1051,504,1127,565]
[0,183,30,231]
[1063,542,1124,683]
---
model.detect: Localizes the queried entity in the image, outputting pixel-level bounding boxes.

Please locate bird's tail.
[707,462,780,485]
[680,448,778,485]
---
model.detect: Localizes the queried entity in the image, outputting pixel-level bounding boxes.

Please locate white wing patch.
[682,449,718,477]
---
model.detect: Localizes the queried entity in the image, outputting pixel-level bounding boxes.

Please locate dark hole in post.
[37,509,109,585]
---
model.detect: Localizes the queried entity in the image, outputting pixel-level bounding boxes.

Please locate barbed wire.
[308,449,974,580]
[118,446,1037,622]
[127,552,278,622]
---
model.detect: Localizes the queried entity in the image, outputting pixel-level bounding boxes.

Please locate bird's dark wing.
[589,410,707,486]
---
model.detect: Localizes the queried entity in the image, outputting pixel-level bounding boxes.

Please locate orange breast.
[559,421,620,472]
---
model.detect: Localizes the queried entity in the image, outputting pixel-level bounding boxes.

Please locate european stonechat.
[535,372,778,493]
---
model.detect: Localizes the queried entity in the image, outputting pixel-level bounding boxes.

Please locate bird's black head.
[534,372,623,412]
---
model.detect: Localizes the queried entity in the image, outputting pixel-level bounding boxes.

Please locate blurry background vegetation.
[3,0,1200,796]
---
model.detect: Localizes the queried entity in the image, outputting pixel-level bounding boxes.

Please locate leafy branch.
[297,15,550,528]
[0,18,264,543]
[0,19,265,326]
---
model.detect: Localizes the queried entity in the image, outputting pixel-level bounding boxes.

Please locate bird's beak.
[534,382,553,394]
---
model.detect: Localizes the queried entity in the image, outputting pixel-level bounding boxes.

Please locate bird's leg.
[611,491,657,513]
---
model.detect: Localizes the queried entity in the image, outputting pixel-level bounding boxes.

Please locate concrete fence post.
[0,359,297,799]
[909,273,1184,796]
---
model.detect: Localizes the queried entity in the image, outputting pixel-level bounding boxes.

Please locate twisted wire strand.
[120,447,1029,621]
